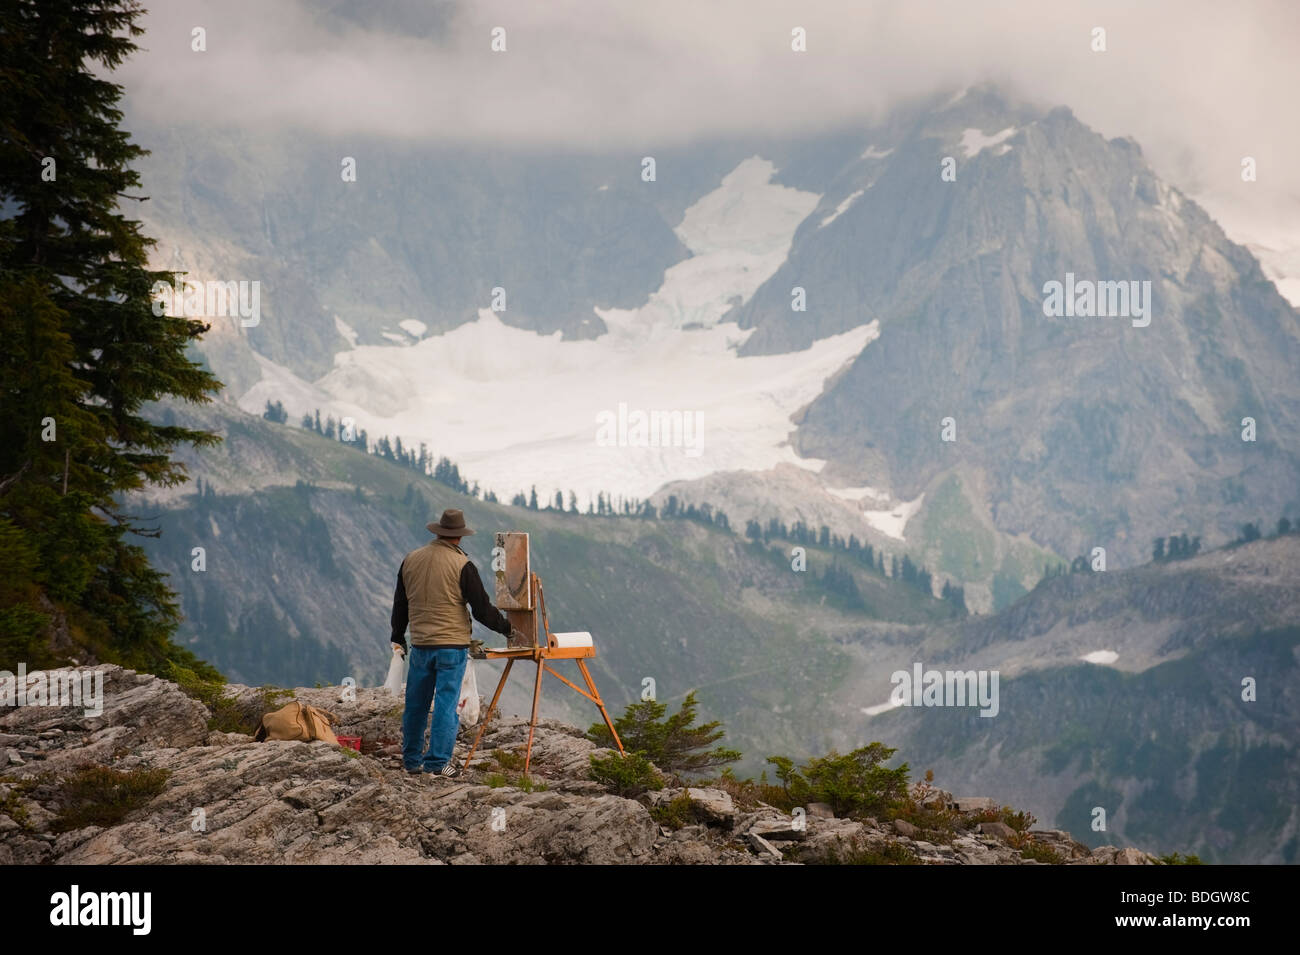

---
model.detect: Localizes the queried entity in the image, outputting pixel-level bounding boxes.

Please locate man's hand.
[391,642,406,658]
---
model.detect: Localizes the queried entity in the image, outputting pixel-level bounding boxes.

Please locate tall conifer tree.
[1,0,221,675]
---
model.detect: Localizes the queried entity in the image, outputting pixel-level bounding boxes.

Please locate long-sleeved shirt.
[389,554,510,649]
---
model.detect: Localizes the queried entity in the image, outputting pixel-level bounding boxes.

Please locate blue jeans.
[401,645,468,771]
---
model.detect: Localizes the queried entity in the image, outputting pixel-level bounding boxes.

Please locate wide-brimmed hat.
[427,508,474,537]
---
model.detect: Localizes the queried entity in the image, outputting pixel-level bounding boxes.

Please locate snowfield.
[238,156,879,505]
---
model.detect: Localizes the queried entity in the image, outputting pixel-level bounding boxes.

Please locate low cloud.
[120,0,1299,245]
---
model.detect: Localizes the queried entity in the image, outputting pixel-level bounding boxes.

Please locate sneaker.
[433,763,462,779]
[404,766,424,775]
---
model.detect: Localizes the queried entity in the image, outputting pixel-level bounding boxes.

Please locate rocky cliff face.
[1,666,1159,865]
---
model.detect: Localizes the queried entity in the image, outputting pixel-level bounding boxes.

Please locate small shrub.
[1157,852,1203,865]
[1000,807,1036,832]
[52,765,170,832]
[766,743,909,820]
[648,791,696,829]
[0,780,36,830]
[587,692,740,779]
[589,751,662,797]
[484,773,508,789]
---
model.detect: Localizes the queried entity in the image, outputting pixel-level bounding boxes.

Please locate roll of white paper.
[551,631,594,648]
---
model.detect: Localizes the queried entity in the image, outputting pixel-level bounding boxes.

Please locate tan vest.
[402,539,471,647]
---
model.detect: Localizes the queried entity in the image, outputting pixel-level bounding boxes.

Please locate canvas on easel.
[464,532,625,773]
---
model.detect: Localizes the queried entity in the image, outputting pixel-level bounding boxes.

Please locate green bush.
[766,743,909,819]
[168,663,227,707]
[589,751,663,797]
[588,691,740,779]
[1157,852,1203,865]
[648,791,696,829]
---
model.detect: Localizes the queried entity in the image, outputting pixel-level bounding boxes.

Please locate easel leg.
[524,657,544,775]
[462,658,514,770]
[578,659,625,756]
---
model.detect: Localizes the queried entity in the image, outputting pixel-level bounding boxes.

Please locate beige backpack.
[253,700,340,746]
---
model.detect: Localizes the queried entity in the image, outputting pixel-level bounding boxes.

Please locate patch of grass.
[492,748,525,773]
[702,768,788,813]
[51,765,170,833]
[964,805,1037,833]
[484,773,508,789]
[209,686,293,734]
[168,663,227,707]
[823,836,919,866]
[171,662,294,734]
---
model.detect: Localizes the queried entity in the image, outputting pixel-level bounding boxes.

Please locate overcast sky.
[119,0,1300,286]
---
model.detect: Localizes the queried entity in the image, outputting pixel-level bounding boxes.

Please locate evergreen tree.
[262,399,286,424]
[1152,537,1165,561]
[587,691,740,777]
[0,0,221,675]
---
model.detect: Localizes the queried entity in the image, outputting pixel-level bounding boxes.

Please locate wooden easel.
[462,532,625,774]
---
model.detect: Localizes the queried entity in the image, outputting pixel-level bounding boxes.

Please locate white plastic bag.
[382,645,406,695]
[457,659,480,726]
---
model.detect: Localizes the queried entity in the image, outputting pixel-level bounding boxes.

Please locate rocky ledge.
[0,667,1159,865]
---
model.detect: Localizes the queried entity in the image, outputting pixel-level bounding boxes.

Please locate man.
[390,508,515,777]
